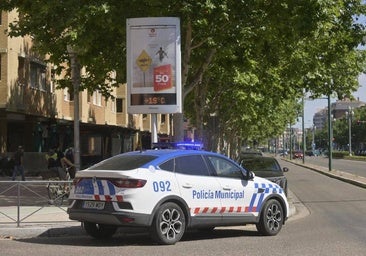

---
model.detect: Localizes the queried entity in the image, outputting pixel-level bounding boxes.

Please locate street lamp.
[312,125,316,151]
[345,106,354,156]
[328,94,333,171]
[302,95,306,164]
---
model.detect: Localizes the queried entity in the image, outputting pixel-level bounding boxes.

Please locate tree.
[1,0,366,155]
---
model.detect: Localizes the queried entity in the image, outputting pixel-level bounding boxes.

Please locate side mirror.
[283,167,289,172]
[247,170,255,180]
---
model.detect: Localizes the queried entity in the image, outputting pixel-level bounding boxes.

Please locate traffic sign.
[136,50,152,72]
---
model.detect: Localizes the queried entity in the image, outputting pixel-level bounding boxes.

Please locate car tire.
[83,222,118,239]
[256,199,283,236]
[150,202,186,245]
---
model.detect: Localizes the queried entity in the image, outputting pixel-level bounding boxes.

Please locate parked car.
[68,150,289,245]
[279,150,288,157]
[293,151,304,159]
[305,150,320,157]
[238,156,289,196]
[239,150,264,158]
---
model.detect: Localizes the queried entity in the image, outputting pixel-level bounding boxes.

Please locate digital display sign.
[126,17,182,114]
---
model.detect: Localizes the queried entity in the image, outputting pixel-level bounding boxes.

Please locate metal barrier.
[0,180,72,227]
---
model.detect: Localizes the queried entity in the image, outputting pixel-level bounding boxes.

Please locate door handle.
[182,183,193,188]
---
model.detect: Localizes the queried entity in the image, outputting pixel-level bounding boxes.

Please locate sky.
[294,73,366,129]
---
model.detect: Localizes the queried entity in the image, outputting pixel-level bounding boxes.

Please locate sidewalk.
[0,206,82,239]
[2,160,364,240]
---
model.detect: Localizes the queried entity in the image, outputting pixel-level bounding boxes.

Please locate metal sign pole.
[151,113,158,147]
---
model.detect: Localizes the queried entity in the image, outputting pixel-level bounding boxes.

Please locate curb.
[283,159,366,189]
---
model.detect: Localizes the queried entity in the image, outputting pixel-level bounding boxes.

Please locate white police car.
[67,150,289,245]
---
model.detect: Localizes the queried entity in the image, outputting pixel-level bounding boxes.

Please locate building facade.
[0,11,172,172]
[313,98,365,130]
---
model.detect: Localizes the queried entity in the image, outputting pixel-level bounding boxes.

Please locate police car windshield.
[88,155,158,171]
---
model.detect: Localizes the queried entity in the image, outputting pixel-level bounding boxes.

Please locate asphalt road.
[277,158,366,255]
[298,156,366,177]
[1,160,365,256]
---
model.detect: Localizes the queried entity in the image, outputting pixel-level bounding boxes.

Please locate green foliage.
[1,0,366,150]
[332,151,349,158]
[315,106,366,152]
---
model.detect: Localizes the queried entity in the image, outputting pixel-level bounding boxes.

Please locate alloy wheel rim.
[159,208,183,240]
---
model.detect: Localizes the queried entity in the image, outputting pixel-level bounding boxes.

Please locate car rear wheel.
[150,202,186,245]
[83,222,118,239]
[256,199,283,236]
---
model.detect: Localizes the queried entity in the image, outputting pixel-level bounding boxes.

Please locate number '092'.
[153,181,171,192]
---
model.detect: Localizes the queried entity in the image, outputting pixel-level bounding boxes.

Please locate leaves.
[1,0,365,151]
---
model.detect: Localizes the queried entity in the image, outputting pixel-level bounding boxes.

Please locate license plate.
[83,201,105,210]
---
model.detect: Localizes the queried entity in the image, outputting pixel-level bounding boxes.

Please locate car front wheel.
[256,199,284,236]
[150,202,186,245]
[83,222,118,239]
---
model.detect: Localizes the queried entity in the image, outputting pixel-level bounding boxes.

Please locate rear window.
[240,158,280,172]
[88,155,158,170]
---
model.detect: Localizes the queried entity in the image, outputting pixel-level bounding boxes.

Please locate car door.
[205,155,259,221]
[170,154,223,221]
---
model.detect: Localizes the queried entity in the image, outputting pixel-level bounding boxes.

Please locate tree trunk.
[173,113,184,142]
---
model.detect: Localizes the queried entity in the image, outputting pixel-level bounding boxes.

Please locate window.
[81,135,102,156]
[240,158,281,173]
[207,156,244,179]
[17,57,26,86]
[64,88,74,101]
[159,159,174,172]
[175,155,210,176]
[30,62,46,90]
[92,90,102,106]
[89,155,158,171]
[161,114,166,124]
[50,69,56,93]
[87,89,92,103]
[116,98,123,113]
[111,98,116,112]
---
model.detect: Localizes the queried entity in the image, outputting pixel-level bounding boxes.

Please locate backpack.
[65,148,74,163]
